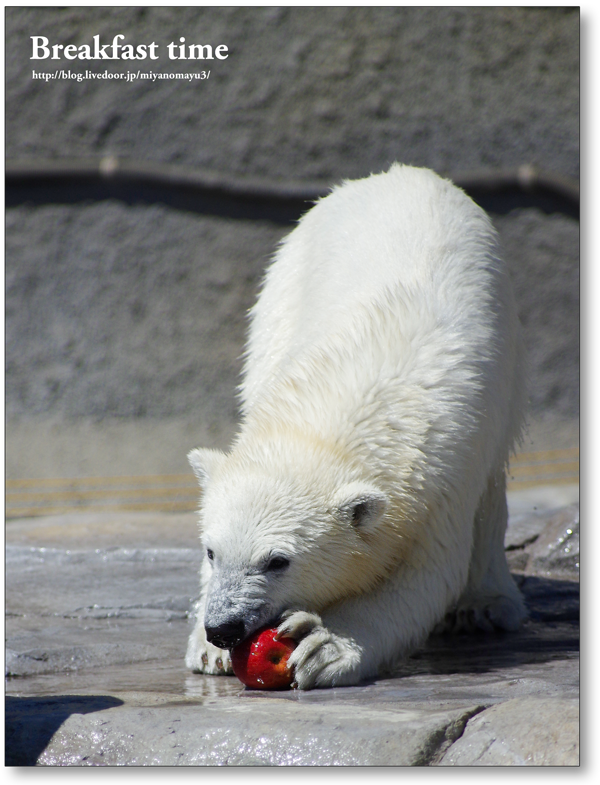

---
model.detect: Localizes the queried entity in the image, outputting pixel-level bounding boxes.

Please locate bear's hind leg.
[445,467,527,634]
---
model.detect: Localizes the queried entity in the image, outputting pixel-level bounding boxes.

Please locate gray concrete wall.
[5,6,579,479]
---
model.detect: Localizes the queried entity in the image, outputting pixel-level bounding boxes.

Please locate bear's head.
[188,439,399,650]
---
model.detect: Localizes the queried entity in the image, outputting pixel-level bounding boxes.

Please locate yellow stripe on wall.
[5,448,578,518]
[507,447,579,489]
[6,474,200,518]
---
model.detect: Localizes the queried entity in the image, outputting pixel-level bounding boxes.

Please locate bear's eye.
[265,555,290,572]
[206,548,215,562]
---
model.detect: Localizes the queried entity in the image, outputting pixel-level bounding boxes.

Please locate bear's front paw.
[185,623,233,676]
[276,611,362,689]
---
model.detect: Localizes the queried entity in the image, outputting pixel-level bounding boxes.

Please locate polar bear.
[185,164,527,689]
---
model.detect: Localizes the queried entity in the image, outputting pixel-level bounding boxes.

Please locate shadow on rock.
[403,575,579,678]
[5,694,124,766]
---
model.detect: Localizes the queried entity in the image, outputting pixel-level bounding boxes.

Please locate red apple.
[231,627,296,690]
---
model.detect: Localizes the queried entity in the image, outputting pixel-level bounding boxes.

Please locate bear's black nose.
[205,620,245,650]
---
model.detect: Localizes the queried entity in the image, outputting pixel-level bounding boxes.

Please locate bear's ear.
[333,483,388,530]
[187,447,227,488]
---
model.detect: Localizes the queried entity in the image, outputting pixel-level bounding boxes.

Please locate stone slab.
[6,651,579,766]
[5,544,200,677]
[438,696,579,766]
[5,487,579,766]
[14,695,485,766]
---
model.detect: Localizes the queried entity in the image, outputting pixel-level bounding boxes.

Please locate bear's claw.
[186,627,233,675]
[433,594,527,635]
[276,610,322,640]
[277,611,362,689]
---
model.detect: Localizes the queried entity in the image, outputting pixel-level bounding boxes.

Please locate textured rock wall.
[5,7,579,473]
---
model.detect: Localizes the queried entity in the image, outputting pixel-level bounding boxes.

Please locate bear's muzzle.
[205,620,246,650]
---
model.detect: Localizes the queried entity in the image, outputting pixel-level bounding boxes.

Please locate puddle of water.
[6,656,244,701]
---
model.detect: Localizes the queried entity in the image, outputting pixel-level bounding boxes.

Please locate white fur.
[186,164,527,689]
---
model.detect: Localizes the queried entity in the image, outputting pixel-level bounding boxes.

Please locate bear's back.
[241,164,506,416]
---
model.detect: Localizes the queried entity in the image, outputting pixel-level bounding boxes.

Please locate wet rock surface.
[5,486,579,766]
